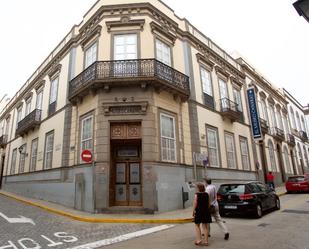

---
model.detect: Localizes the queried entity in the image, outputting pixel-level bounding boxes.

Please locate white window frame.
[233,88,242,112]
[30,138,38,172]
[225,133,237,169]
[269,105,277,128]
[160,113,176,162]
[84,42,97,68]
[114,34,137,60]
[25,98,32,116]
[296,112,301,131]
[19,144,27,173]
[290,107,296,130]
[206,127,220,167]
[200,67,213,96]
[240,137,250,170]
[44,131,54,169]
[10,148,17,175]
[49,77,59,104]
[16,107,23,125]
[268,140,277,172]
[36,88,43,110]
[80,115,93,162]
[276,110,283,130]
[155,39,171,66]
[261,99,268,122]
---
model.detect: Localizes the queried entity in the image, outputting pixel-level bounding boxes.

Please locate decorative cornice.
[230,75,243,88]
[150,21,176,44]
[24,92,33,101]
[34,80,45,91]
[106,17,145,32]
[48,64,62,79]
[80,25,102,49]
[196,53,215,70]
[215,65,230,79]
[102,101,148,116]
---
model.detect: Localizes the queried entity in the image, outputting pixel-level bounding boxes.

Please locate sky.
[0,0,308,106]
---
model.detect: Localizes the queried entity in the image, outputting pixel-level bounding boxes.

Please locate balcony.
[68,59,190,103]
[287,134,296,146]
[271,127,285,141]
[299,130,308,142]
[0,135,8,148]
[16,109,42,136]
[260,118,269,134]
[219,98,243,122]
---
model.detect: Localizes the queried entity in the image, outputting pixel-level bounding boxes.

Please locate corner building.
[1,0,257,213]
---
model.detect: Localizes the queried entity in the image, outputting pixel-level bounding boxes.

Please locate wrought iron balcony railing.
[299,130,308,142]
[0,135,8,148]
[259,118,269,134]
[287,133,296,146]
[68,59,190,102]
[16,109,42,136]
[271,127,285,141]
[219,98,243,122]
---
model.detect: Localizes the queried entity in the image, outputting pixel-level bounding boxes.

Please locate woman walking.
[193,182,212,246]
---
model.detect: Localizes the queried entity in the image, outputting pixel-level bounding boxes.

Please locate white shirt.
[206,184,218,207]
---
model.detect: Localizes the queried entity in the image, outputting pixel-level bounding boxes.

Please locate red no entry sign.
[81,150,92,163]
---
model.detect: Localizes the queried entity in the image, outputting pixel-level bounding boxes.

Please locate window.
[219,79,228,109]
[268,140,276,172]
[276,110,283,130]
[283,115,290,134]
[296,112,301,131]
[301,116,306,133]
[36,88,43,110]
[206,127,220,167]
[114,34,137,60]
[44,131,54,169]
[10,148,17,175]
[81,115,93,160]
[269,105,277,128]
[156,39,171,66]
[5,117,10,136]
[225,133,236,169]
[200,67,214,108]
[16,107,22,126]
[49,77,58,115]
[19,144,27,173]
[160,113,176,162]
[240,137,250,170]
[84,42,97,68]
[261,99,268,122]
[303,145,309,167]
[25,98,32,116]
[30,138,38,172]
[290,107,296,130]
[283,146,292,174]
[233,88,242,112]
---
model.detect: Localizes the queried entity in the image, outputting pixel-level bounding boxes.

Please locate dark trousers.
[267,181,275,190]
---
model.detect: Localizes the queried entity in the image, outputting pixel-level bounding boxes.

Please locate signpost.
[81,150,92,163]
[247,87,263,140]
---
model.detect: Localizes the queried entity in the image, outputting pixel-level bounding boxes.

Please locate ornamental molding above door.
[102,101,148,116]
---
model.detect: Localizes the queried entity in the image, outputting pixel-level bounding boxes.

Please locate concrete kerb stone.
[0,191,193,224]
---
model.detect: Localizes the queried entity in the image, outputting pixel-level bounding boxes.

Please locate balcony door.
[113,34,138,77]
[219,79,228,109]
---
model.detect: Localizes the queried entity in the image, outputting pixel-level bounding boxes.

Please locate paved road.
[0,195,157,249]
[103,193,309,249]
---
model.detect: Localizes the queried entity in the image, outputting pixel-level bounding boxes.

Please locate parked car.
[285,175,309,193]
[217,181,280,218]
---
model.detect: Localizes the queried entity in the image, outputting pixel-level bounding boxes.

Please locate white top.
[206,184,218,207]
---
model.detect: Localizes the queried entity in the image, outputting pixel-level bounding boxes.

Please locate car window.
[288,176,305,182]
[256,183,268,193]
[218,184,245,194]
[248,183,261,193]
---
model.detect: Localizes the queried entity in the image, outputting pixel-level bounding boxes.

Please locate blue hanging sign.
[247,87,263,140]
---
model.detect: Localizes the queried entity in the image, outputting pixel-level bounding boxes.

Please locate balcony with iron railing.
[271,127,285,142]
[219,98,243,122]
[16,109,42,136]
[287,133,296,146]
[0,135,8,148]
[299,130,308,142]
[259,118,269,134]
[68,59,190,103]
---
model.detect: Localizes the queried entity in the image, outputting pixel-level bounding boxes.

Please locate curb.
[277,192,287,197]
[0,191,192,224]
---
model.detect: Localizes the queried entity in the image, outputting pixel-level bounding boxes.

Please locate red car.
[285,175,309,193]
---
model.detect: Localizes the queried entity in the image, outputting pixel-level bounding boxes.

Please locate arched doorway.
[276,143,285,182]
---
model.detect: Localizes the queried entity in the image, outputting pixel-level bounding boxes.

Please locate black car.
[217,181,280,218]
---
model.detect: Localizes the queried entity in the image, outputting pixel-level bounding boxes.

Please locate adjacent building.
[0,0,307,213]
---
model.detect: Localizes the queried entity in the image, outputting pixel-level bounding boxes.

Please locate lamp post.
[293,0,309,23]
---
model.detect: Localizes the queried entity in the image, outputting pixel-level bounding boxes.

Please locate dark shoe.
[208,234,211,237]
[224,233,229,240]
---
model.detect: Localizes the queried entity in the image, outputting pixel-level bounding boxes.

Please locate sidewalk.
[0,186,286,224]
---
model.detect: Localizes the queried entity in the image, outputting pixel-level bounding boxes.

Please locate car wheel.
[275,198,280,210]
[255,204,262,218]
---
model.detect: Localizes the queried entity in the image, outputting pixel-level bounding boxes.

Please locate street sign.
[247,87,263,140]
[81,150,92,163]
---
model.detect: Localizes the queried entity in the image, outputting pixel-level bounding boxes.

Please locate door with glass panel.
[219,79,229,109]
[113,34,137,77]
[115,160,142,206]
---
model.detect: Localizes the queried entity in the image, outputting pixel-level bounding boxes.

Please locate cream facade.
[0,0,306,213]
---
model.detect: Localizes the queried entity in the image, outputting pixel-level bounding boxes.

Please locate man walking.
[266,171,275,190]
[204,178,229,240]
